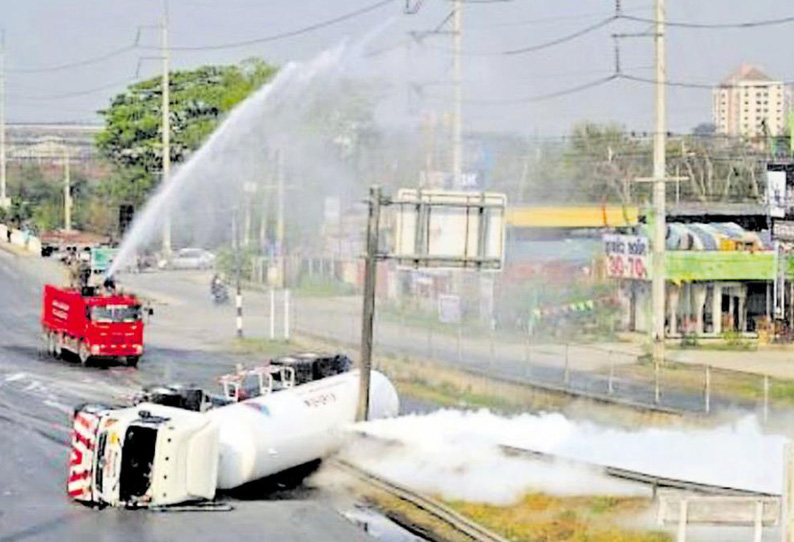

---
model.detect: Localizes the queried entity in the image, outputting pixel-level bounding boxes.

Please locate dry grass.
[228,337,300,357]
[231,331,696,428]
[610,360,773,405]
[376,352,691,428]
[446,493,671,542]
[366,492,474,542]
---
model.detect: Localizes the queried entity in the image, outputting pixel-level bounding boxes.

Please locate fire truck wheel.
[53,334,63,359]
[126,356,140,368]
[45,332,52,356]
[78,342,90,366]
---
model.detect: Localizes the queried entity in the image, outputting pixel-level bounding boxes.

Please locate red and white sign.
[67,410,101,501]
[603,234,649,280]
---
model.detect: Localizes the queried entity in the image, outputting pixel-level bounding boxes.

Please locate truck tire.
[45,332,54,356]
[53,334,63,359]
[126,356,140,368]
[78,342,90,366]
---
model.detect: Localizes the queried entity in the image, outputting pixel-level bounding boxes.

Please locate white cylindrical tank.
[210,369,398,489]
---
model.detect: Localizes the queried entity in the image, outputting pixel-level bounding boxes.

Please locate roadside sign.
[765,169,787,218]
[438,294,461,324]
[774,220,794,242]
[603,234,649,280]
[392,189,507,271]
[91,247,118,274]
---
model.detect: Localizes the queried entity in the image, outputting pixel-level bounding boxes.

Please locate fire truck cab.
[41,284,145,367]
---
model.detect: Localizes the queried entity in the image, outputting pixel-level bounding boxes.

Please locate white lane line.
[43,400,72,414]
[4,372,26,382]
[0,264,21,280]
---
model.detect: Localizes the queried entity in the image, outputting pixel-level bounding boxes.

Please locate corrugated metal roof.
[665,222,770,251]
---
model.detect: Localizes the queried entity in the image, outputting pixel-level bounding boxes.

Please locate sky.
[2,0,793,138]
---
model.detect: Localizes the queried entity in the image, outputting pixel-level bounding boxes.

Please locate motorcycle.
[211,280,229,305]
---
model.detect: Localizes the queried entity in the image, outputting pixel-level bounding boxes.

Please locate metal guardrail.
[331,459,512,542]
[499,444,779,498]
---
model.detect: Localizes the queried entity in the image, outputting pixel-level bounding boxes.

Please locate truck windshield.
[90,305,141,323]
[94,431,108,494]
[119,425,158,502]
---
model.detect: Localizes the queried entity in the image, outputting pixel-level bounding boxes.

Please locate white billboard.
[766,170,787,219]
[603,234,649,280]
[393,189,506,271]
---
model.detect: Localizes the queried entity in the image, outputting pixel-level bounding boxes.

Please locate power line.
[7,44,137,74]
[619,72,794,90]
[503,16,617,55]
[468,3,653,30]
[425,74,618,105]
[622,13,794,29]
[426,11,794,57]
[425,15,618,56]
[157,0,395,52]
[8,76,138,101]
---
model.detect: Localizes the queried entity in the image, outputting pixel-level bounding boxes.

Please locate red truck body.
[41,285,144,367]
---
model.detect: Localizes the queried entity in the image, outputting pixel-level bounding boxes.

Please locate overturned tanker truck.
[67,353,399,508]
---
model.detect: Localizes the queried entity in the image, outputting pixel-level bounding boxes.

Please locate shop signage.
[603,234,649,280]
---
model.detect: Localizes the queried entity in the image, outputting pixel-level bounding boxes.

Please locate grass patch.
[446,493,670,542]
[395,378,519,412]
[230,337,300,357]
[293,276,356,297]
[609,359,782,405]
[365,493,474,542]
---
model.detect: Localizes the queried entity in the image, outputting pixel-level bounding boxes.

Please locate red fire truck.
[41,284,145,367]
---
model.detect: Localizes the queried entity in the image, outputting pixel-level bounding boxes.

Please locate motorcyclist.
[210,273,227,302]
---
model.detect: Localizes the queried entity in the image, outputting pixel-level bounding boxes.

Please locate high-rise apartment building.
[712,64,786,139]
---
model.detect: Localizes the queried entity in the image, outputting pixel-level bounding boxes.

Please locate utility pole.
[356,185,381,422]
[233,209,243,338]
[276,149,285,288]
[161,1,172,254]
[63,148,72,232]
[651,0,667,370]
[451,0,463,185]
[259,192,269,254]
[0,30,8,209]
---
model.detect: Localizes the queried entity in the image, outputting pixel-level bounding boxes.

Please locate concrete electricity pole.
[0,30,8,209]
[276,149,285,288]
[651,0,667,368]
[451,0,463,185]
[63,148,72,232]
[356,185,382,422]
[161,1,172,254]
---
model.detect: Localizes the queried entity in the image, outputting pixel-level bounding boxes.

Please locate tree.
[96,58,277,208]
[563,122,651,204]
[674,136,764,202]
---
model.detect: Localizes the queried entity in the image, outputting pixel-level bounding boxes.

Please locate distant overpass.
[507,205,639,229]
[7,122,102,162]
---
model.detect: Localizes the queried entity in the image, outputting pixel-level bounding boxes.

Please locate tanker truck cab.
[69,404,219,508]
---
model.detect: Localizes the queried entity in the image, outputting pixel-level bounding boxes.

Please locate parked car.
[158,248,215,270]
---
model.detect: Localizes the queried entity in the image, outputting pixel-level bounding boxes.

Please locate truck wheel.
[78,342,90,366]
[45,332,55,356]
[53,334,63,359]
[126,356,140,368]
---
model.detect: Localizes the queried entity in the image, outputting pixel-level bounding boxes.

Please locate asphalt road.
[0,249,378,542]
[120,269,765,417]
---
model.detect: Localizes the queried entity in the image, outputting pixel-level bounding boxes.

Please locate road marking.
[43,399,72,414]
[2,265,21,280]
[4,372,26,382]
